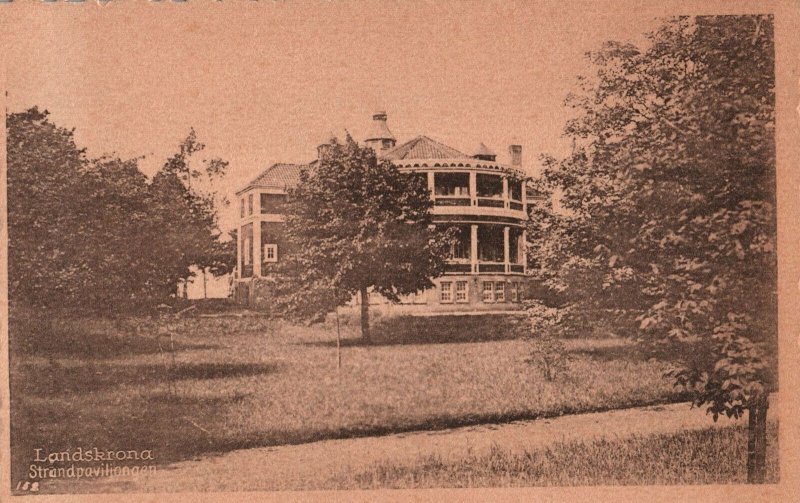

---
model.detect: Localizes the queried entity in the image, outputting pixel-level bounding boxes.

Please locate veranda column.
[503,226,510,273]
[236,224,242,279]
[502,177,509,209]
[469,172,477,206]
[522,179,527,213]
[427,171,435,198]
[471,224,479,274]
[253,214,262,277]
[521,229,527,273]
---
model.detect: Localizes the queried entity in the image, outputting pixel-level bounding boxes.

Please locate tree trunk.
[747,394,769,483]
[359,286,371,344]
[202,269,208,299]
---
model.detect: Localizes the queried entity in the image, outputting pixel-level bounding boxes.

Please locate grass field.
[324,423,779,488]
[10,308,686,485]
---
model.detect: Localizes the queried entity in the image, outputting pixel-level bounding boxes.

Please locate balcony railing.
[509,201,524,211]
[434,197,471,206]
[444,263,472,274]
[510,264,525,273]
[477,198,504,208]
[478,263,506,273]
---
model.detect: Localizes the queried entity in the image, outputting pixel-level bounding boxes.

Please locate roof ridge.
[420,135,468,157]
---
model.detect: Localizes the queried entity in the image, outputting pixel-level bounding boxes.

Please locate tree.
[273,136,454,342]
[530,15,776,482]
[7,107,89,307]
[147,130,234,299]
[7,109,234,310]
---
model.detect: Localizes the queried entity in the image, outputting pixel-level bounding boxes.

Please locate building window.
[440,281,453,303]
[261,193,287,214]
[478,225,505,263]
[243,237,252,265]
[482,281,494,303]
[510,282,519,302]
[263,244,278,263]
[495,282,506,302]
[448,225,471,260]
[509,227,524,264]
[509,179,523,201]
[248,194,254,215]
[434,172,470,196]
[455,281,468,303]
[476,173,503,198]
[240,198,245,218]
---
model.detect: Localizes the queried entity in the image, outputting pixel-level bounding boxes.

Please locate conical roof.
[382,135,470,160]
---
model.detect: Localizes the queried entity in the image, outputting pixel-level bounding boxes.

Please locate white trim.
[263,244,278,263]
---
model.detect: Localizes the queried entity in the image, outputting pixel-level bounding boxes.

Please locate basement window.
[455,281,468,303]
[482,281,494,303]
[495,282,505,303]
[440,282,453,303]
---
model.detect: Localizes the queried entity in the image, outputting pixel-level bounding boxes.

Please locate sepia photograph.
[1,1,798,501]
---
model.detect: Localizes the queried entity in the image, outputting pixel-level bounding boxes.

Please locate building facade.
[235,112,529,312]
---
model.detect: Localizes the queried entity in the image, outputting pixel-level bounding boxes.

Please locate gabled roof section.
[381,135,470,161]
[238,163,305,194]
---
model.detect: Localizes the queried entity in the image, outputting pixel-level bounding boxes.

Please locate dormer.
[472,142,497,162]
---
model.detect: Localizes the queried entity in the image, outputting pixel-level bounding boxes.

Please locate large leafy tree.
[7,109,234,310]
[147,130,234,299]
[530,15,776,482]
[273,136,454,342]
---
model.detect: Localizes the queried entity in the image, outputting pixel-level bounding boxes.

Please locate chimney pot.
[509,145,522,166]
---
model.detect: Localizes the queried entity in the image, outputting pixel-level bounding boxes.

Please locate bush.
[524,301,571,381]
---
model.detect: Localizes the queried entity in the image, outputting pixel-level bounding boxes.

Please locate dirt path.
[47,397,771,494]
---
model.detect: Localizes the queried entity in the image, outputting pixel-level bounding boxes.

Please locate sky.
[3,0,760,234]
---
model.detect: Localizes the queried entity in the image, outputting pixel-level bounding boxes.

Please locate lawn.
[323,423,780,488]
[9,308,684,487]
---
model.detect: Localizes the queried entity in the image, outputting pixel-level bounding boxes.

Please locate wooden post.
[747,394,769,483]
[469,172,477,206]
[253,217,262,277]
[335,304,342,371]
[359,286,371,343]
[503,226,510,273]
[471,224,479,274]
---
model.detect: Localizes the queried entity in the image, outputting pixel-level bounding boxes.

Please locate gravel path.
[46,396,771,494]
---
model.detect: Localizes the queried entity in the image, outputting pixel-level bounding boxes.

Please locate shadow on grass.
[10,322,227,360]
[567,342,686,364]
[12,362,279,397]
[303,314,529,347]
[9,388,251,487]
[568,344,651,362]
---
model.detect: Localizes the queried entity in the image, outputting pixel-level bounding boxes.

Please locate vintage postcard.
[1,0,799,501]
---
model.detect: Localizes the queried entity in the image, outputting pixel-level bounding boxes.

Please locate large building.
[235,112,530,312]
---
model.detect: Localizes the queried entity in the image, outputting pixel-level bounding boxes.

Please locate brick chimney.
[508,145,522,166]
